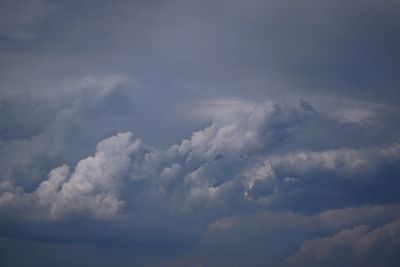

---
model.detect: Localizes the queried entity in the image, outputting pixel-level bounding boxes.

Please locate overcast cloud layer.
[1,0,400,266]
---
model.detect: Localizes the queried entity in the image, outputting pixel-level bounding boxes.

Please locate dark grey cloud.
[1,0,399,104]
[0,92,56,140]
[0,0,58,39]
[0,101,310,220]
[1,98,400,266]
[1,0,400,266]
[285,218,400,267]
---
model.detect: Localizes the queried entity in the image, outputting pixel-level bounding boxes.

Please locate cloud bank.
[1,95,400,266]
[1,0,400,266]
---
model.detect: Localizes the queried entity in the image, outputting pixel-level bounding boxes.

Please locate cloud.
[2,0,400,106]
[0,97,398,250]
[0,132,147,220]
[1,1,400,265]
[0,100,309,220]
[2,99,400,222]
[285,218,400,267]
[0,92,56,140]
[0,0,57,39]
[199,204,400,267]
[35,132,144,219]
[0,75,141,189]
[0,98,399,266]
[244,142,400,212]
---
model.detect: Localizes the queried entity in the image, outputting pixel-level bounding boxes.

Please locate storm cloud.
[1,0,400,266]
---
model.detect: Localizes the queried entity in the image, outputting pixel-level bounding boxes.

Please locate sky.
[0,0,400,266]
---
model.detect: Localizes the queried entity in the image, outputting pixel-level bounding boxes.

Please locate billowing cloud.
[0,100,310,220]
[1,98,399,233]
[1,1,400,265]
[1,94,399,267]
[245,142,400,212]
[285,218,400,267]
[198,204,400,267]
[35,132,144,219]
